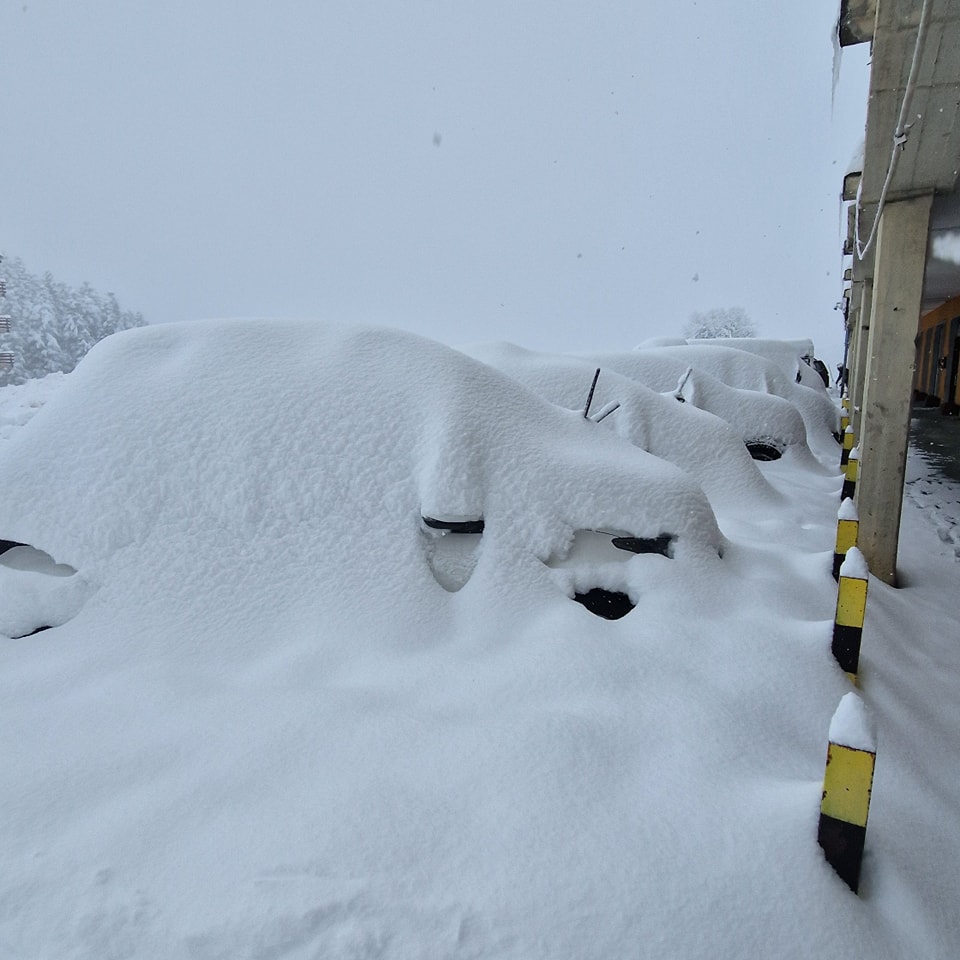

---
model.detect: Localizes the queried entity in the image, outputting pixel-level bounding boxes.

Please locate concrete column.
[845,286,861,397]
[857,194,932,585]
[851,279,873,438]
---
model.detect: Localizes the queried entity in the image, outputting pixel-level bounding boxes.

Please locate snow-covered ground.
[1,322,958,959]
[904,414,960,558]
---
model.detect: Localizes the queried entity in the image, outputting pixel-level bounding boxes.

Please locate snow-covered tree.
[684,306,755,340]
[0,257,145,385]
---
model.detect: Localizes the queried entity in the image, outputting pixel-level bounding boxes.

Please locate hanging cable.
[854,0,934,260]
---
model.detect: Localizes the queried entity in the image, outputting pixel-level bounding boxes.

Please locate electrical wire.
[854,0,934,261]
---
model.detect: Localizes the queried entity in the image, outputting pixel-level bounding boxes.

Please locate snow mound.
[0,543,95,638]
[0,319,934,959]
[0,371,66,442]
[634,343,841,452]
[634,336,688,348]
[687,338,817,382]
[0,319,722,639]
[575,346,821,468]
[460,340,781,512]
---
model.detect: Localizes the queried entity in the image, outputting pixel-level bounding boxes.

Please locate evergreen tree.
[0,257,145,385]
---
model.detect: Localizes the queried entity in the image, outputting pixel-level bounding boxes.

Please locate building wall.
[914,294,960,411]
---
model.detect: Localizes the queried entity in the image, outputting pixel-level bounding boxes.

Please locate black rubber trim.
[422,516,485,534]
[611,535,673,557]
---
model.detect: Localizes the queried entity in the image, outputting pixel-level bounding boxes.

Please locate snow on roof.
[634,335,688,348]
[848,138,865,176]
[686,337,817,380]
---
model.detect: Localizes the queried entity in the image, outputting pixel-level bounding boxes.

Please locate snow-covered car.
[459,340,780,511]
[573,346,821,466]
[0,319,725,637]
[685,337,822,386]
[623,341,841,455]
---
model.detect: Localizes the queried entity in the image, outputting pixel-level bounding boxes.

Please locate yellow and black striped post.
[839,425,855,468]
[832,547,869,682]
[833,498,860,581]
[838,400,850,444]
[840,447,859,502]
[818,692,876,893]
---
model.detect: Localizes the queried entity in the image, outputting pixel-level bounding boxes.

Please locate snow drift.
[0,319,941,959]
[459,339,781,511]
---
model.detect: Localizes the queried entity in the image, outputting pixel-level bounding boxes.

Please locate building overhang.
[842,0,960,317]
[839,0,878,46]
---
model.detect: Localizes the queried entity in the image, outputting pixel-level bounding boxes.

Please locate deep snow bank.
[0,321,923,959]
[0,319,722,640]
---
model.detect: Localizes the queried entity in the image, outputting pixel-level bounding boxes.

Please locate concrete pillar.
[845,285,861,397]
[851,280,873,438]
[857,194,932,585]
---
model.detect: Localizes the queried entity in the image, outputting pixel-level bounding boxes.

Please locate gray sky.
[2,1,869,361]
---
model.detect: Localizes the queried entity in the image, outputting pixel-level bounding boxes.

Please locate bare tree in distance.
[684,306,756,340]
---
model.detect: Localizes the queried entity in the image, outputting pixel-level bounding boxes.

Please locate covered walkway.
[839,0,960,584]
[905,406,960,556]
[910,406,960,485]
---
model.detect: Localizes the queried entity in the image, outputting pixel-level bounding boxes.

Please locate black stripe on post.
[831,623,863,676]
[817,814,866,892]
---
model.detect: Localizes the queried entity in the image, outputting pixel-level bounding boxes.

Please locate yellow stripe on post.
[833,499,859,580]
[818,692,877,893]
[840,426,855,467]
[841,447,859,501]
[833,547,869,678]
[835,577,867,628]
[836,518,859,554]
[845,452,859,482]
[821,743,875,826]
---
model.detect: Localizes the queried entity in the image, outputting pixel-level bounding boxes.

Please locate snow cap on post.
[829,691,877,752]
[838,498,859,522]
[839,546,868,581]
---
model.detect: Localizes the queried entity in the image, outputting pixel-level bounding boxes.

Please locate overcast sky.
[2,1,870,360]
